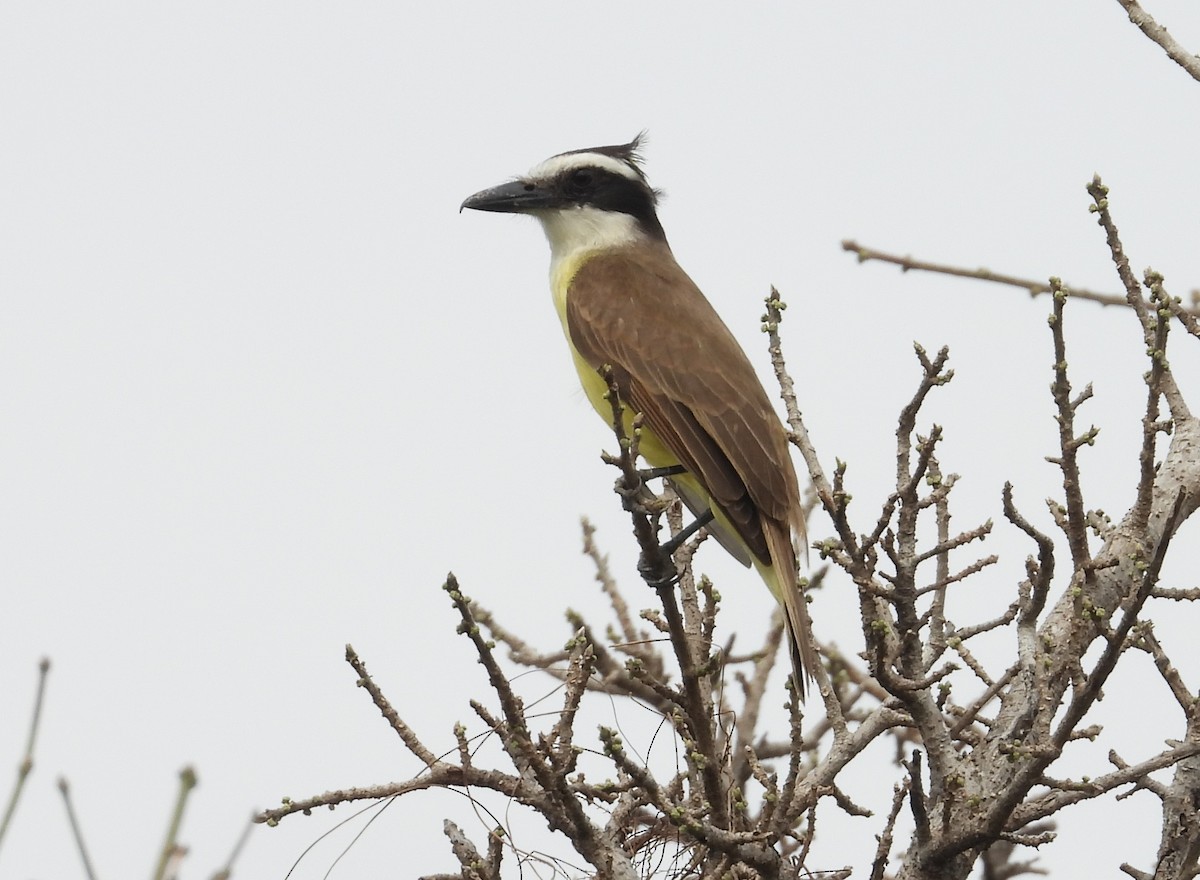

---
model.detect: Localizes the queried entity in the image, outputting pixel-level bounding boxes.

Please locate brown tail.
[763,516,817,700]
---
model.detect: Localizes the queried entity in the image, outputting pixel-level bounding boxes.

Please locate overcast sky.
[2,3,1199,878]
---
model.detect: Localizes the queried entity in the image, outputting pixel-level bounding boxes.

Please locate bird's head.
[461,134,667,258]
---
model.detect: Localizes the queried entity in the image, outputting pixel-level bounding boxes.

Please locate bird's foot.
[661,508,714,555]
[639,465,687,482]
[638,549,679,589]
[637,509,715,589]
[614,477,675,515]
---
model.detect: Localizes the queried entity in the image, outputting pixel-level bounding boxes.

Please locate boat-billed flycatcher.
[461,136,816,694]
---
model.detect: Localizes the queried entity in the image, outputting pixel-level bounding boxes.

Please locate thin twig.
[1047,277,1094,575]
[581,517,642,646]
[1051,491,1187,749]
[151,766,198,880]
[0,657,50,850]
[346,644,441,769]
[1135,624,1194,714]
[1015,741,1200,824]
[210,813,255,880]
[1132,270,1171,534]
[1086,178,1190,422]
[841,240,1200,314]
[870,778,910,880]
[57,778,99,880]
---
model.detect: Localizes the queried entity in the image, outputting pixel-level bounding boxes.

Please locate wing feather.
[566,245,801,546]
[565,243,815,692]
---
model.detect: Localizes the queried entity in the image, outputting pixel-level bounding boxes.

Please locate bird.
[461,135,817,695]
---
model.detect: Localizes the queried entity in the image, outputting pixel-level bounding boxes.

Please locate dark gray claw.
[660,508,715,556]
[638,508,715,589]
[639,464,687,481]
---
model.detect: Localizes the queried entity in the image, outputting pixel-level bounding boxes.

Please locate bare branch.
[841,239,1200,315]
[870,778,911,880]
[599,727,781,878]
[1134,624,1195,714]
[1014,742,1200,824]
[1115,0,1200,83]
[916,553,999,597]
[731,610,785,790]
[1002,485,1055,626]
[1152,711,1200,878]
[1051,490,1184,747]
[438,819,493,880]
[258,772,525,826]
[1120,864,1154,880]
[981,820,1053,880]
[1142,271,1194,421]
[948,664,1018,740]
[1047,277,1094,574]
[1152,586,1200,602]
[1086,178,1191,424]
[346,644,441,769]
[582,517,642,646]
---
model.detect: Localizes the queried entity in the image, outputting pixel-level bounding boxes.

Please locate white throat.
[537,206,642,282]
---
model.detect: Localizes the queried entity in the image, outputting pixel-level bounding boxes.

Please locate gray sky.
[2,2,1198,877]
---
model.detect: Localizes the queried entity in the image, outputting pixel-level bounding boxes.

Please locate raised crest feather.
[556,132,652,186]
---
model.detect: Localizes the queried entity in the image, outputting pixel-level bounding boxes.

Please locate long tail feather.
[763,521,818,699]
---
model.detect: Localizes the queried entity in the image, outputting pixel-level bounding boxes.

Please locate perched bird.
[461,136,816,694]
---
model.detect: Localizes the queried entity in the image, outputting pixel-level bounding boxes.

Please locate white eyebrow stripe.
[528,152,643,183]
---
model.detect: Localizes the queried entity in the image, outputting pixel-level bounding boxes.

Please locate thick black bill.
[459,179,563,214]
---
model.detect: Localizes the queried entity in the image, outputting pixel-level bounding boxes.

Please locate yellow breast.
[550,251,678,470]
[548,249,760,576]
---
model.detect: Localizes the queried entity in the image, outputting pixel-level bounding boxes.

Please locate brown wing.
[624,377,769,561]
[567,242,816,695]
[565,243,802,563]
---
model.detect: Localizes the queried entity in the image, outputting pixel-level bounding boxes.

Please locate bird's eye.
[565,169,594,195]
